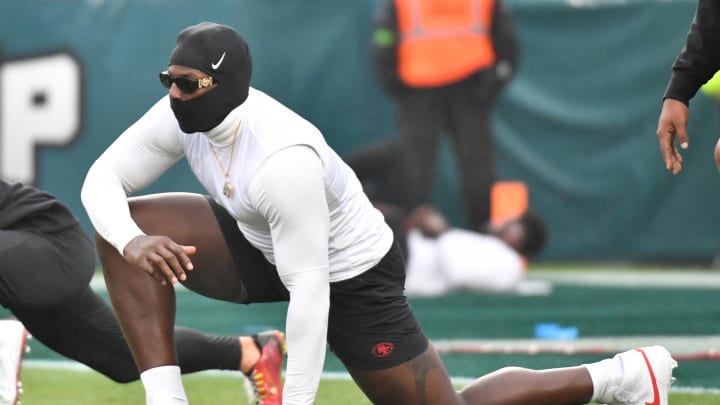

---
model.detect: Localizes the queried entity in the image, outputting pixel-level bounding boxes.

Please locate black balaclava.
[168,22,252,133]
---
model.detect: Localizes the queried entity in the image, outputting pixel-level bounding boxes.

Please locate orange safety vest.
[395,0,496,87]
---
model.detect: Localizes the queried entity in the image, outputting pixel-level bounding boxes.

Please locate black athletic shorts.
[209,197,429,370]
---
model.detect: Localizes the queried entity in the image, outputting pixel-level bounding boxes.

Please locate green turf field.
[17,366,720,405]
[7,266,720,403]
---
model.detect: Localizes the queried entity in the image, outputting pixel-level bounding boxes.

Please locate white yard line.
[528,269,720,289]
[431,335,720,359]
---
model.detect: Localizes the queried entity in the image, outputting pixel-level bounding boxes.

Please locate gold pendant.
[223,182,233,198]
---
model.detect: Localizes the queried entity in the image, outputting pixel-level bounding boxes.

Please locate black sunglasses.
[159,71,216,94]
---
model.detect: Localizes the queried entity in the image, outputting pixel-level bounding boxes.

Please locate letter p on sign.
[1,52,81,183]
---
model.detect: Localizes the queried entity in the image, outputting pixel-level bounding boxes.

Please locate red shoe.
[245,331,286,405]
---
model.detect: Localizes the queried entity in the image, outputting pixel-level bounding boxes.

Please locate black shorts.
[209,198,429,370]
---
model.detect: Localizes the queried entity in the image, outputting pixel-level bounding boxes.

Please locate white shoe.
[0,320,29,405]
[605,345,677,405]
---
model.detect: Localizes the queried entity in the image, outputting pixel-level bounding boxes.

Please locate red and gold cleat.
[246,331,286,405]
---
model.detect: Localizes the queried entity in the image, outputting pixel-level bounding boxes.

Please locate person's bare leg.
[96,192,247,372]
[346,345,594,405]
[346,347,459,405]
[97,234,177,371]
[458,366,593,405]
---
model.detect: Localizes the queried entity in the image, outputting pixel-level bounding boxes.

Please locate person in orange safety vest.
[372,0,519,232]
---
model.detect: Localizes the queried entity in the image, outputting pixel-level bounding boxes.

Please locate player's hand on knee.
[123,235,196,286]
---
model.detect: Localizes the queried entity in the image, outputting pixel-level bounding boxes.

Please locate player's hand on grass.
[656,98,689,175]
[123,235,196,286]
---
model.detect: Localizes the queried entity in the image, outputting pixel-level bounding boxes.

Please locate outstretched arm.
[250,145,331,405]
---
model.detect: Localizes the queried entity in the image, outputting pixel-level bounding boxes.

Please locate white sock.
[584,355,624,403]
[140,365,188,405]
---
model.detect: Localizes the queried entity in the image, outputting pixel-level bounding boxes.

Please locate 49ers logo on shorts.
[371,342,395,358]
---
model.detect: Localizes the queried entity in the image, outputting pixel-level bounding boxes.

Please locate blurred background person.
[696,70,720,267]
[371,0,519,231]
[403,205,548,296]
[344,140,548,296]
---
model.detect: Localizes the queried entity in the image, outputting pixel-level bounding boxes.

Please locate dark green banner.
[0,0,715,262]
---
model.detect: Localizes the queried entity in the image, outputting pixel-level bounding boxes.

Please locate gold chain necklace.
[209,120,242,198]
